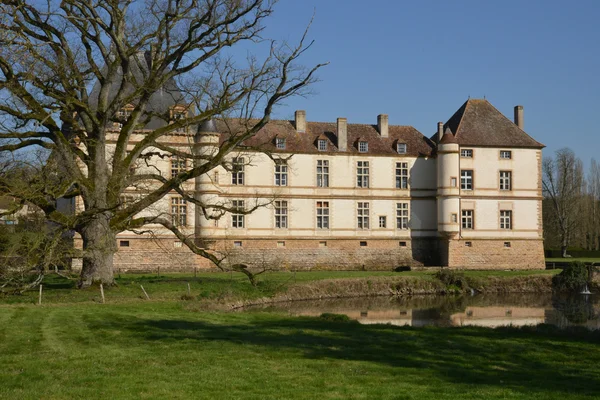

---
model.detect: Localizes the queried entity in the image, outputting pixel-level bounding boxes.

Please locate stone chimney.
[437,122,444,143]
[337,117,347,151]
[377,114,389,138]
[514,105,524,130]
[295,110,306,132]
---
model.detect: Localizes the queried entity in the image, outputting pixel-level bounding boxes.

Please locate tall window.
[461,149,473,158]
[499,171,512,191]
[171,197,187,226]
[358,141,368,153]
[500,210,512,229]
[397,143,407,154]
[357,202,369,229]
[232,157,245,185]
[171,156,187,178]
[274,160,288,186]
[461,170,473,190]
[231,200,245,228]
[396,162,409,189]
[276,137,286,149]
[318,139,327,151]
[396,202,409,229]
[316,201,329,229]
[316,160,329,187]
[274,200,288,228]
[357,161,369,188]
[462,210,474,229]
[379,216,387,228]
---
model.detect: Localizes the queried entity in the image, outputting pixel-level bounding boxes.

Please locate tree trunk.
[78,215,116,288]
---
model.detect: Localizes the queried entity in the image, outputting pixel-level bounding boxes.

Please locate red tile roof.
[216,119,435,157]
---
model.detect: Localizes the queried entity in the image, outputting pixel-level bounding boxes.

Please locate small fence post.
[187,282,191,296]
[140,285,150,300]
[38,284,43,305]
[100,284,105,304]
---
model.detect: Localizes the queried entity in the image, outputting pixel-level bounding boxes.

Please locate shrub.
[434,269,469,290]
[552,261,589,292]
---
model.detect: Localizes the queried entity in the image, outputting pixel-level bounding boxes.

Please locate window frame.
[395,162,409,189]
[358,141,368,153]
[231,200,245,228]
[231,157,245,185]
[396,202,409,230]
[274,159,288,186]
[318,139,327,151]
[316,160,329,188]
[274,200,288,229]
[461,170,473,190]
[276,137,286,150]
[397,143,407,154]
[171,196,188,227]
[500,210,512,230]
[499,170,512,191]
[379,215,387,228]
[316,201,330,229]
[357,202,370,229]
[460,149,473,158]
[461,209,474,230]
[357,161,369,188]
[500,150,512,159]
[170,156,187,179]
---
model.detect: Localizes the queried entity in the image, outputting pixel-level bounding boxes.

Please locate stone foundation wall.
[72,236,545,272]
[447,239,545,270]
[214,238,440,271]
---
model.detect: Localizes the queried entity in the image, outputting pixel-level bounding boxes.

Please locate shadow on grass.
[90,313,600,397]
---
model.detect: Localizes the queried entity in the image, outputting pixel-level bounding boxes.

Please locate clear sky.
[256,0,600,168]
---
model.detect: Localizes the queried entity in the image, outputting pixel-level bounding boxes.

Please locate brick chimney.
[337,117,347,151]
[437,122,444,143]
[295,110,306,132]
[377,114,388,138]
[514,105,524,130]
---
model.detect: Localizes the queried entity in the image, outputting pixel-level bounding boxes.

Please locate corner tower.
[194,119,220,247]
[436,124,460,266]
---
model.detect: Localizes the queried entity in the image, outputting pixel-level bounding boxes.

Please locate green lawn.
[546,258,600,264]
[0,302,598,399]
[0,269,559,305]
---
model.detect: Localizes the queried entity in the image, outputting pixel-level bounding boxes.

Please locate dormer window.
[318,139,327,151]
[397,143,407,154]
[358,141,368,153]
[276,137,286,150]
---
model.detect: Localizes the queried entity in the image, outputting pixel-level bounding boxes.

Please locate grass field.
[1,301,599,400]
[2,269,595,399]
[0,269,560,305]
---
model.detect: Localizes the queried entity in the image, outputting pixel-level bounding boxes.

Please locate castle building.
[102,98,545,272]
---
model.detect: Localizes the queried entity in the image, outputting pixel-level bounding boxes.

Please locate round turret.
[437,127,460,235]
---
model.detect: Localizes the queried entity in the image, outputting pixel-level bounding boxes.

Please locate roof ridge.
[454,98,470,138]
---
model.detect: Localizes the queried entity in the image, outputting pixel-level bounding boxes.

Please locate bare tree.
[0,0,326,287]
[586,159,600,250]
[542,148,585,257]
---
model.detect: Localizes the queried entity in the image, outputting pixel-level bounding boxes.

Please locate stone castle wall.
[446,239,545,270]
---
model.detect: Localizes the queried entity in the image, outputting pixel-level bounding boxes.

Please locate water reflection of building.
[449,307,546,328]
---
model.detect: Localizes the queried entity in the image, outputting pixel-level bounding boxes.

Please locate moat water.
[247,293,600,330]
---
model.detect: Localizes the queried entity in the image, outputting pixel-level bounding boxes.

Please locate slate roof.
[214,119,435,157]
[89,51,185,130]
[441,99,544,148]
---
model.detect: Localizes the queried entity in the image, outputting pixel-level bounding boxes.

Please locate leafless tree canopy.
[0,0,326,287]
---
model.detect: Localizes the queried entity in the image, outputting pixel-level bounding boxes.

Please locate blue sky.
[256,0,599,167]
